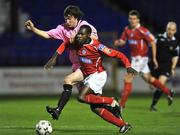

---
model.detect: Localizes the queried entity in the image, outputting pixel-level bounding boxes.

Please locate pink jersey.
[77,39,131,76]
[47,20,98,71]
[120,25,155,57]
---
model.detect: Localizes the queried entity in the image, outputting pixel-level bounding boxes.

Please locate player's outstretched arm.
[98,44,137,75]
[98,44,130,67]
[25,20,50,39]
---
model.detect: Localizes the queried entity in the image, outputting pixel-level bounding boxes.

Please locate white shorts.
[83,71,107,94]
[131,56,150,74]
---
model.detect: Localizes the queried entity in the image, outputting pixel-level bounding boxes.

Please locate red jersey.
[77,39,131,76]
[120,25,155,57]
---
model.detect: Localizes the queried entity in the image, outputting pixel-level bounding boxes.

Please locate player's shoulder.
[138,26,149,33]
[92,39,101,45]
[57,23,69,31]
[138,26,153,37]
[79,20,91,27]
[91,39,103,50]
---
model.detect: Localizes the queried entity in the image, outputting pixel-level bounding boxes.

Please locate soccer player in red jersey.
[114,10,174,110]
[46,25,137,133]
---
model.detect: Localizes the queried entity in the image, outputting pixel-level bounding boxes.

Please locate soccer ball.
[36,120,53,135]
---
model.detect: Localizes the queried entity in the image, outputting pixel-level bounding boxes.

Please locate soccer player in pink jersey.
[114,10,174,110]
[46,25,138,133]
[25,5,97,72]
[25,5,99,116]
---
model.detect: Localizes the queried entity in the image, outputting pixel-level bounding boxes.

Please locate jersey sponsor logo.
[128,39,137,45]
[82,49,86,54]
[98,44,106,51]
[79,57,92,64]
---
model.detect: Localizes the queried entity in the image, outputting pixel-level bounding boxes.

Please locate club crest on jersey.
[128,39,137,45]
[82,49,86,54]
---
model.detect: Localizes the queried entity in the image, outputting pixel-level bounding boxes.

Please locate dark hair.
[64,5,84,20]
[80,25,92,34]
[129,10,140,19]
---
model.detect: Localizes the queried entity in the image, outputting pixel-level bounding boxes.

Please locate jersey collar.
[163,32,176,40]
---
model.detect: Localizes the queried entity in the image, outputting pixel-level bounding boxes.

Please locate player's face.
[128,15,140,28]
[76,28,90,45]
[64,15,78,28]
[166,24,177,39]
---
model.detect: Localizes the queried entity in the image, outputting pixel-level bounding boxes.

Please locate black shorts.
[149,63,171,78]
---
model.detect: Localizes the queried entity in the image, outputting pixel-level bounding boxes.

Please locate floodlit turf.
[0,95,180,135]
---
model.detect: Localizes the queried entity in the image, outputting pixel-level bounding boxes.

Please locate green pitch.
[0,95,180,135]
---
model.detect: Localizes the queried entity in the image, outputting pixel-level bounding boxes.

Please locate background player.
[114,10,174,109]
[149,22,179,111]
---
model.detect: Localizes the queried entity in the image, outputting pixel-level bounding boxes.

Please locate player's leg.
[46,69,84,120]
[77,85,117,106]
[119,73,134,109]
[150,75,169,110]
[90,105,132,133]
[77,71,121,117]
[143,73,172,96]
[119,56,142,109]
[77,71,118,106]
[150,89,163,111]
[141,62,172,97]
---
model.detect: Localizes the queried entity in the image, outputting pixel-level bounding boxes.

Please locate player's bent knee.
[90,104,101,113]
[149,77,155,83]
[124,74,133,82]
[64,76,73,85]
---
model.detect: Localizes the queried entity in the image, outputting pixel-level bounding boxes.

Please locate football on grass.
[36,120,52,135]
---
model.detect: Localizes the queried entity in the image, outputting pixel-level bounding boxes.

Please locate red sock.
[98,108,125,127]
[120,82,132,107]
[85,94,113,104]
[151,79,170,95]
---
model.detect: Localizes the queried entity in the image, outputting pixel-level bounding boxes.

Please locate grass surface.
[0,95,180,135]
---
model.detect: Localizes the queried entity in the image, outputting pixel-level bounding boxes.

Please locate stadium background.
[0,1,180,135]
[0,0,179,95]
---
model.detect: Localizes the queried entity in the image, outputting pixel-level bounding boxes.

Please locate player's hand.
[44,57,57,70]
[126,67,138,75]
[153,58,158,69]
[44,52,59,70]
[171,69,176,77]
[25,20,34,31]
[114,39,121,46]
[114,39,126,46]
